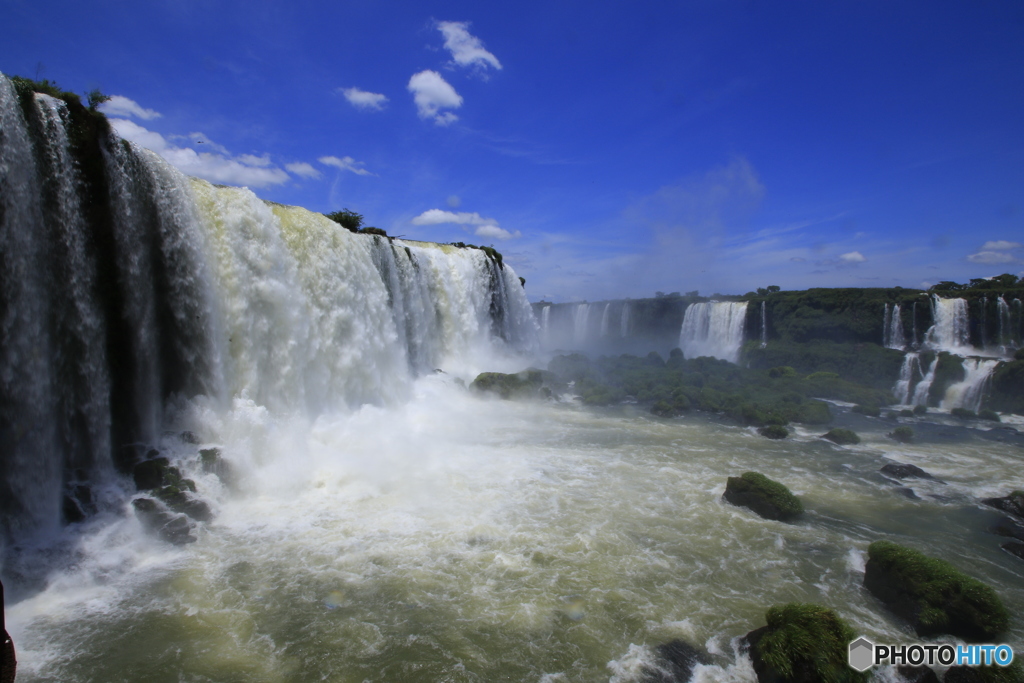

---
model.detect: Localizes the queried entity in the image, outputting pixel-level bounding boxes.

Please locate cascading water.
[911,357,939,406]
[883,303,905,350]
[911,301,919,347]
[678,301,748,363]
[941,359,1000,412]
[599,303,611,337]
[619,301,630,337]
[924,295,971,353]
[572,302,590,345]
[892,352,920,405]
[540,305,551,346]
[760,301,767,348]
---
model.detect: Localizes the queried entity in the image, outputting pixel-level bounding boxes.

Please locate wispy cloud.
[318,155,375,176]
[981,240,1021,251]
[839,251,866,263]
[285,162,321,179]
[411,208,520,240]
[437,21,502,73]
[109,118,292,188]
[408,70,462,125]
[340,87,388,111]
[968,251,1019,265]
[99,95,162,120]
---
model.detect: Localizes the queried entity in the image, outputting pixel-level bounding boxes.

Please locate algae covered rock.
[758,425,789,440]
[723,472,803,521]
[863,540,1008,640]
[888,426,914,443]
[821,428,860,445]
[470,369,546,399]
[743,603,865,683]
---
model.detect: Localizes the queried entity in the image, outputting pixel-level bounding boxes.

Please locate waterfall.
[911,357,939,406]
[620,301,631,338]
[572,303,590,345]
[883,304,905,350]
[0,73,537,538]
[941,359,999,412]
[924,295,971,353]
[599,303,611,337]
[760,301,767,348]
[911,301,918,347]
[892,352,920,405]
[678,302,748,363]
[540,305,551,346]
[979,297,989,348]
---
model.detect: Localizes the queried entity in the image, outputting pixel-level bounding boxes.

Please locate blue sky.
[4,0,1024,302]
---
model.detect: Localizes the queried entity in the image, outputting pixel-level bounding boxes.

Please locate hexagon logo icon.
[848,637,875,672]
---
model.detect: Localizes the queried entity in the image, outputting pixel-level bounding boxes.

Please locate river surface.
[6,379,1024,682]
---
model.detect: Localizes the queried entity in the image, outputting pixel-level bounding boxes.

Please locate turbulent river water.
[7,388,1024,682]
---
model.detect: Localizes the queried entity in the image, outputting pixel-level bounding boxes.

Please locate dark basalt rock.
[1002,542,1024,561]
[642,640,712,682]
[470,369,547,399]
[897,666,939,683]
[62,484,94,523]
[200,447,238,488]
[133,456,171,490]
[1,580,15,683]
[880,463,940,481]
[154,487,213,522]
[742,603,864,683]
[990,517,1024,543]
[981,491,1024,520]
[132,498,196,545]
[863,540,1008,641]
[895,487,919,500]
[180,431,202,444]
[723,472,803,521]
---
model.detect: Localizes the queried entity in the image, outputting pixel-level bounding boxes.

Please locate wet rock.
[1002,542,1024,561]
[62,484,94,523]
[881,463,940,481]
[1,580,15,683]
[470,369,547,399]
[981,491,1024,521]
[758,425,789,440]
[895,487,919,500]
[133,456,170,490]
[863,540,1008,640]
[642,639,712,682]
[180,431,201,444]
[822,428,860,445]
[132,497,196,545]
[990,517,1024,543]
[200,447,238,488]
[742,603,863,683]
[897,665,939,683]
[154,486,213,522]
[723,472,803,521]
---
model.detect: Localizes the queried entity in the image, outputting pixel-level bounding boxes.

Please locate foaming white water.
[679,302,748,363]
[892,352,920,405]
[883,304,905,350]
[620,302,631,338]
[924,295,971,353]
[940,358,1000,412]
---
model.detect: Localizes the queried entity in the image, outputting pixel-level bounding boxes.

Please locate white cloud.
[286,162,321,179]
[407,70,462,125]
[968,250,1018,264]
[318,155,375,176]
[341,87,388,111]
[109,118,291,188]
[839,251,866,263]
[981,240,1022,251]
[412,209,491,225]
[437,21,502,72]
[475,224,520,240]
[99,95,162,120]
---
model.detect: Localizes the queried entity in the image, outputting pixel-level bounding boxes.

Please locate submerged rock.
[742,603,864,683]
[154,486,213,522]
[880,463,940,481]
[981,491,1024,520]
[758,425,789,440]
[863,540,1008,640]
[723,472,803,521]
[132,497,196,545]
[990,517,1024,543]
[888,426,915,443]
[1002,542,1024,561]
[642,639,712,683]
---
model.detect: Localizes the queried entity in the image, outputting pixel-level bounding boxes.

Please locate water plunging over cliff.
[678,302,748,363]
[572,303,590,345]
[883,304,905,350]
[924,295,971,353]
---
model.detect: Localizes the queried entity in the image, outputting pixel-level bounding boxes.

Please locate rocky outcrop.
[981,491,1024,520]
[822,428,860,445]
[470,369,549,399]
[863,540,1008,640]
[742,603,865,683]
[880,463,940,481]
[642,640,712,682]
[723,472,803,521]
[131,498,196,545]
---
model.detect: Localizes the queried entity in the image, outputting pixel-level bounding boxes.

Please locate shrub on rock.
[822,428,860,445]
[852,404,881,417]
[863,540,1008,640]
[888,426,914,443]
[470,370,545,399]
[744,603,865,683]
[723,472,803,521]
[758,425,789,440]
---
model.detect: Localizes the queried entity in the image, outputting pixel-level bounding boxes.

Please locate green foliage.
[358,226,387,237]
[324,209,364,232]
[755,603,864,683]
[951,407,976,419]
[978,409,1001,422]
[745,340,903,395]
[759,425,789,439]
[768,366,797,378]
[470,370,545,399]
[866,541,1009,639]
[852,404,881,417]
[822,428,860,445]
[10,75,83,105]
[87,88,110,111]
[889,426,914,443]
[913,404,927,415]
[730,472,803,518]
[479,245,504,267]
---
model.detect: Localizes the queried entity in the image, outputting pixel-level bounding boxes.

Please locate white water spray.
[678,302,748,363]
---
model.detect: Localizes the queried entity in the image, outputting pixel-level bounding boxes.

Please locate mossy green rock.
[889,426,914,443]
[744,603,866,683]
[470,370,545,399]
[864,540,1009,640]
[723,472,803,521]
[758,425,789,440]
[821,428,860,445]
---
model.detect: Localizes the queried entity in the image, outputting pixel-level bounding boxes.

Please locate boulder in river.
[723,472,803,521]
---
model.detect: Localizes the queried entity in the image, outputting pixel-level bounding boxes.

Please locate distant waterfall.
[541,305,551,346]
[760,301,767,348]
[883,304,905,350]
[979,297,989,348]
[0,73,538,538]
[599,303,611,337]
[911,357,939,406]
[620,302,631,337]
[573,303,590,345]
[941,359,1000,412]
[924,295,971,352]
[911,302,919,347]
[893,352,920,405]
[679,302,748,363]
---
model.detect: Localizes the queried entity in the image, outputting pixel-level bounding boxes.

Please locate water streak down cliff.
[0,74,537,539]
